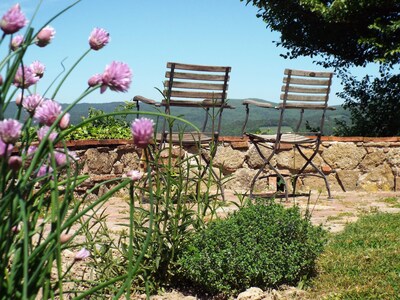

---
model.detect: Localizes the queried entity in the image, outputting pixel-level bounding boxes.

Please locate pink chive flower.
[35,25,55,47]
[89,27,110,50]
[74,247,90,261]
[14,66,40,88]
[15,93,23,106]
[131,118,154,148]
[59,113,70,129]
[0,139,13,157]
[8,155,22,171]
[22,93,43,113]
[125,170,143,181]
[87,73,102,87]
[0,4,27,34]
[54,150,68,166]
[0,119,22,144]
[0,74,3,86]
[11,34,23,51]
[30,61,45,78]
[34,100,63,126]
[37,165,53,178]
[26,145,37,156]
[100,61,132,93]
[37,126,58,142]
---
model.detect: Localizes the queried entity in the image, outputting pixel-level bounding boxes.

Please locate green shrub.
[176,200,327,297]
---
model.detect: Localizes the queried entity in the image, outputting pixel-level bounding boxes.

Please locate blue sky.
[1,0,381,105]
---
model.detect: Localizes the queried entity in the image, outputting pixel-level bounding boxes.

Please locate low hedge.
[176,200,327,297]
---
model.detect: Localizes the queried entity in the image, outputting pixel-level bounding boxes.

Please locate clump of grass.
[380,197,400,208]
[308,212,400,300]
[326,212,355,222]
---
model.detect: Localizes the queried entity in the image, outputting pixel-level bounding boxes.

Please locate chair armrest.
[133,95,157,105]
[242,99,273,108]
[241,99,273,137]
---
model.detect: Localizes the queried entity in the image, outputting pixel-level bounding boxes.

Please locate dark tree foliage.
[335,69,400,136]
[242,0,400,68]
[242,0,400,136]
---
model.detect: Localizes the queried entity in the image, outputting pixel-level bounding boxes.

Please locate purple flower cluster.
[14,66,40,89]
[0,3,27,34]
[36,26,56,47]
[89,27,110,50]
[0,119,22,144]
[88,61,132,94]
[131,118,154,148]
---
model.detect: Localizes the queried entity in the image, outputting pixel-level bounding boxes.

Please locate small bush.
[176,200,327,297]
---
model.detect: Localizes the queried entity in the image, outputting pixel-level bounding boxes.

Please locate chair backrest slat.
[166,71,228,82]
[164,81,226,91]
[169,90,225,100]
[166,62,228,72]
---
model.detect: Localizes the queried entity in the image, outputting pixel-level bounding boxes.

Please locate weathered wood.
[164,80,226,90]
[169,90,224,99]
[133,95,156,104]
[283,77,331,86]
[280,94,328,102]
[281,86,329,94]
[167,62,230,72]
[242,99,274,108]
[161,99,232,108]
[284,69,333,78]
[277,103,328,109]
[166,71,228,81]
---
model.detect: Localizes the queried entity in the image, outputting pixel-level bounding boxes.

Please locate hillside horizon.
[5,99,350,136]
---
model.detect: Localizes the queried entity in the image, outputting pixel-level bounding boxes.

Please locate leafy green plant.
[176,200,327,297]
[66,102,134,140]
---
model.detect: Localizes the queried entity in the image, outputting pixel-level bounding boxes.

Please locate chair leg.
[251,143,289,201]
[249,162,267,199]
[295,145,332,199]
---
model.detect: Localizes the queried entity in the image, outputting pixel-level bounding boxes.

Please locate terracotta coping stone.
[62,136,400,150]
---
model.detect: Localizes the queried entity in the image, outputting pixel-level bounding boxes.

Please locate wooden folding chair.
[243,68,334,200]
[133,62,232,199]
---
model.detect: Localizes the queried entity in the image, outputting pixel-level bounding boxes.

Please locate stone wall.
[68,137,400,195]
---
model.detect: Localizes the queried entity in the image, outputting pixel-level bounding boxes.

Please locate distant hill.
[4,99,350,136]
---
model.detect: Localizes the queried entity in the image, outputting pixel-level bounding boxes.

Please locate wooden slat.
[280,94,328,102]
[277,103,328,110]
[166,71,228,81]
[284,69,332,78]
[281,86,329,94]
[283,77,330,86]
[161,99,231,108]
[164,80,226,90]
[169,90,224,99]
[167,62,230,72]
